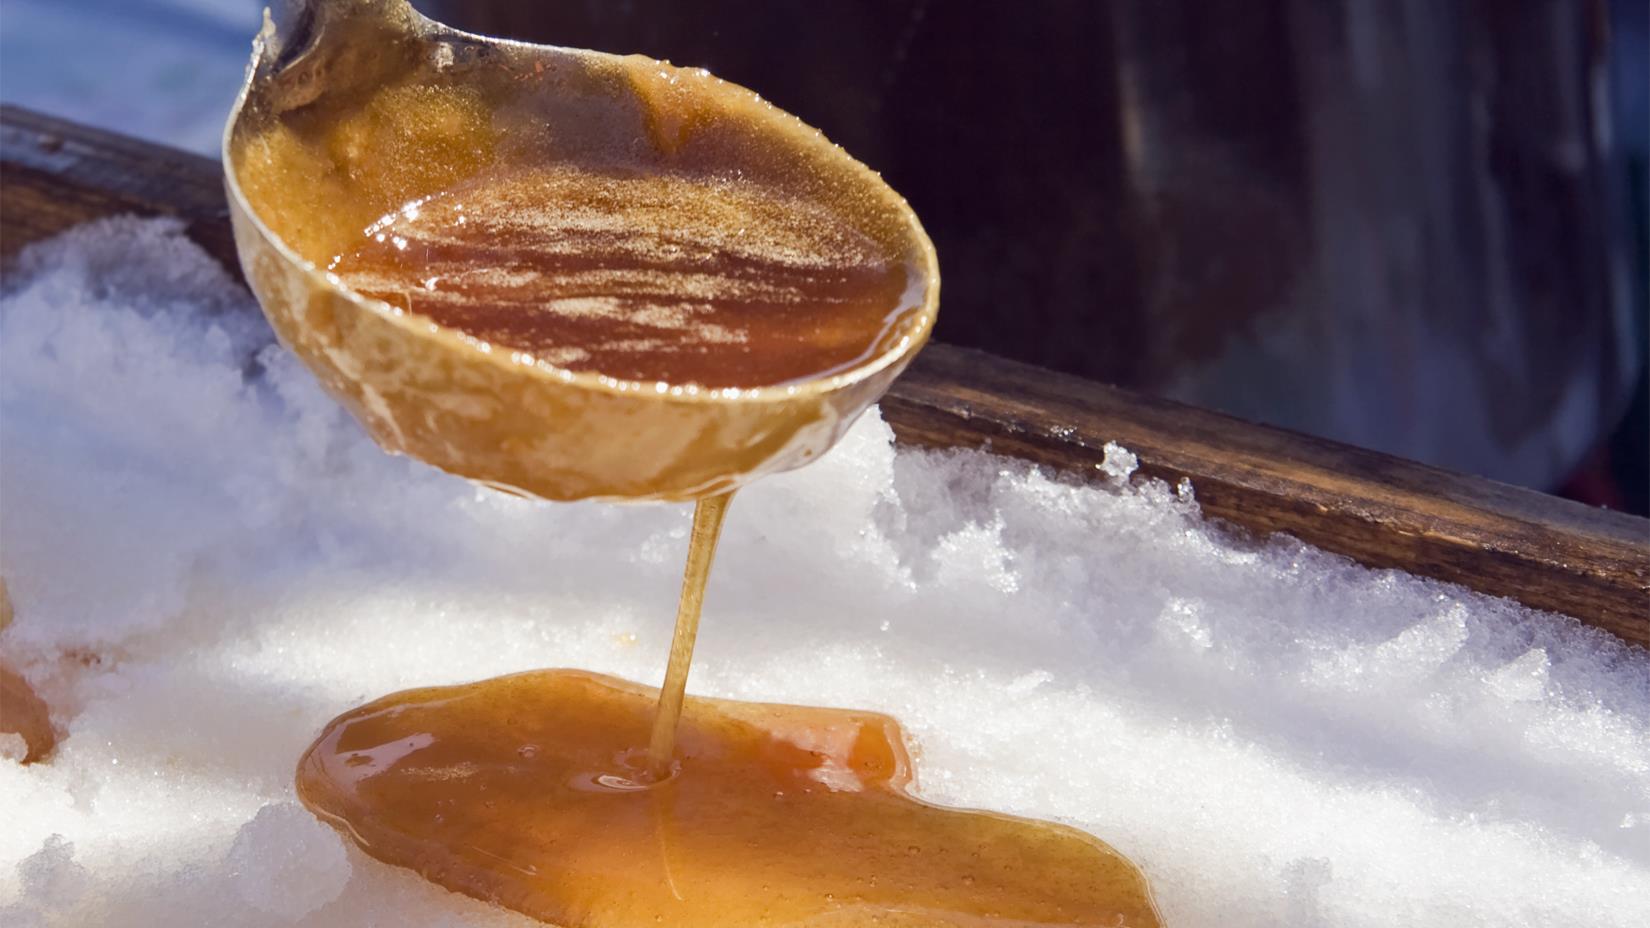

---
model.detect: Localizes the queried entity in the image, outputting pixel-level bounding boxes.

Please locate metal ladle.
[222,0,938,503]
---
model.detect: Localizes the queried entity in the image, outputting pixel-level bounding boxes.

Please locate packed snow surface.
[1,219,1647,926]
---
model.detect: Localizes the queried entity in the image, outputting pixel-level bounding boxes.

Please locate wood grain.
[886,351,1649,645]
[1,107,236,270]
[3,104,1646,646]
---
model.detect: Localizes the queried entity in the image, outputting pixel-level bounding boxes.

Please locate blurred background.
[3,0,1645,512]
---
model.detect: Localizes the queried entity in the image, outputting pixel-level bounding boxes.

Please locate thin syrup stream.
[647,491,733,777]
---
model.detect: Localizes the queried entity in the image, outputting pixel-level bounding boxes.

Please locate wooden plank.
[3,104,1646,646]
[885,351,1649,645]
[0,106,236,270]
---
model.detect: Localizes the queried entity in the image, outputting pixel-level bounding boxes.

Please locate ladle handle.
[255,0,423,109]
[263,0,326,74]
[265,0,415,50]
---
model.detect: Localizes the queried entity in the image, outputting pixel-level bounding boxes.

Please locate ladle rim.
[222,1,940,406]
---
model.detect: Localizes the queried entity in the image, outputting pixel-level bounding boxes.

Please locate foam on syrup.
[297,669,1161,927]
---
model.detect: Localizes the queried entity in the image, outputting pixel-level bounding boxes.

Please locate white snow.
[1,217,1647,926]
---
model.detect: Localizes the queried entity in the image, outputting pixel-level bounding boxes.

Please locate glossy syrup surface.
[328,164,920,388]
[297,669,1161,927]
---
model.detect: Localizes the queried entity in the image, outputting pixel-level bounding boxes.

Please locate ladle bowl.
[223,0,938,502]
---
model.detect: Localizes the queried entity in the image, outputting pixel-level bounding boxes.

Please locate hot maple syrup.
[234,49,926,391]
[0,579,56,763]
[297,487,1161,926]
[646,491,731,775]
[0,663,54,764]
[234,6,1159,922]
[327,164,920,388]
[298,669,1161,927]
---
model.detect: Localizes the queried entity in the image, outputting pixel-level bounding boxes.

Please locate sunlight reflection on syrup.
[298,669,1161,927]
